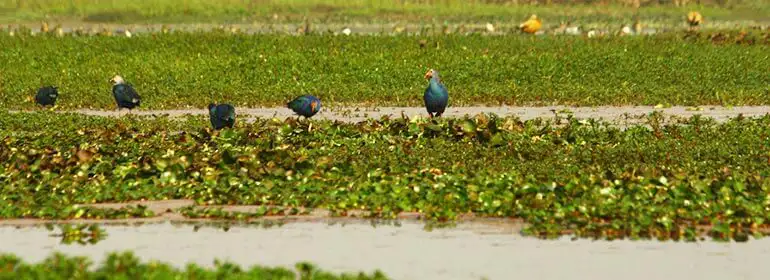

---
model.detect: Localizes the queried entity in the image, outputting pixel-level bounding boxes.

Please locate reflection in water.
[46,224,108,245]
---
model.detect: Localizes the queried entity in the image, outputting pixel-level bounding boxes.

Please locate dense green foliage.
[0,32,768,109]
[2,111,770,240]
[1,0,768,24]
[0,251,388,279]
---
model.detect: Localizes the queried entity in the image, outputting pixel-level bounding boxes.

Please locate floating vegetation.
[177,205,309,220]
[0,251,389,279]
[2,111,770,241]
[46,223,108,245]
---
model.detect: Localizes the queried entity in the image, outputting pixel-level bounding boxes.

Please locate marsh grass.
[0,31,768,109]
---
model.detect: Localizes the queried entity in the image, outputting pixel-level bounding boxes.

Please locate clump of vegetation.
[177,205,308,220]
[0,32,768,109]
[0,251,389,279]
[47,223,108,245]
[2,111,770,241]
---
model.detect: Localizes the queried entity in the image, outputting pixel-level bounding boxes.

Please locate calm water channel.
[1,221,769,280]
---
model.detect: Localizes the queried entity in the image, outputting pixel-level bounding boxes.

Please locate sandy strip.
[8,105,770,124]
[6,20,769,36]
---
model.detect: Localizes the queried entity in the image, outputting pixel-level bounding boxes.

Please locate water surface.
[1,221,768,280]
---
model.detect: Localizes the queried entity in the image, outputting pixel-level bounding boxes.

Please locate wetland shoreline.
[8,105,770,124]
[3,199,770,239]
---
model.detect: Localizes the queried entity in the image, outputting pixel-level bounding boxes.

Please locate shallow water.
[2,221,769,280]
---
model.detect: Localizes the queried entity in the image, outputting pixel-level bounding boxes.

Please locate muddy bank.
[2,199,769,238]
[9,105,770,124]
[0,199,525,229]
[2,222,769,280]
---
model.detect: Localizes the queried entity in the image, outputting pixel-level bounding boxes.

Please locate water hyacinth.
[2,111,770,241]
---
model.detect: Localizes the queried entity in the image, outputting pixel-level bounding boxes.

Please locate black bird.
[35,86,58,107]
[109,75,141,111]
[208,103,236,130]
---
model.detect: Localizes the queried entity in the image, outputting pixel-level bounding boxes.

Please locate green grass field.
[1,0,768,24]
[1,31,768,109]
[3,111,770,240]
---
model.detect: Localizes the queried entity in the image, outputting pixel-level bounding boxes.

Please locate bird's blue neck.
[428,78,443,93]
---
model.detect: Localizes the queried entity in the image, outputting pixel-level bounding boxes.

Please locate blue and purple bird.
[287,95,322,119]
[208,103,236,130]
[423,69,449,118]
